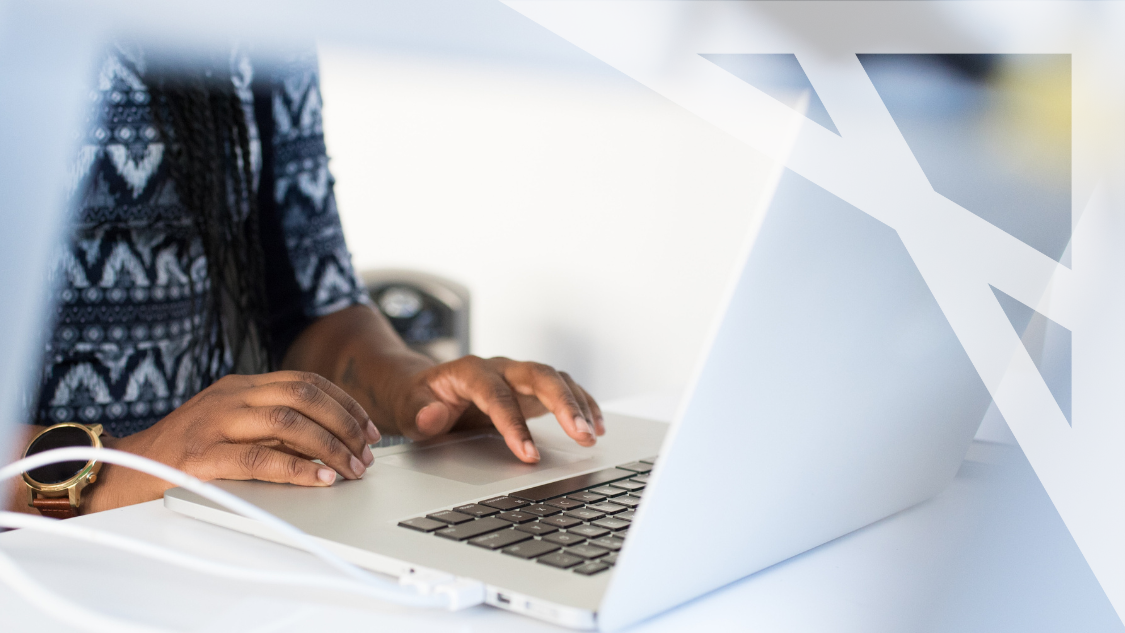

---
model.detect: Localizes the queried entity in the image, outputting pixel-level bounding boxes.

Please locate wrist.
[82,429,165,514]
[341,347,435,437]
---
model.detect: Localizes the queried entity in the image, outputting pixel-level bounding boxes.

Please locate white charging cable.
[0,447,485,633]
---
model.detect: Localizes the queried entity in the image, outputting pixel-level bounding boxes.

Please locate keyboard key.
[612,480,645,492]
[454,504,499,517]
[615,496,642,508]
[435,517,509,541]
[639,456,657,465]
[426,510,474,525]
[587,502,626,515]
[541,515,582,529]
[398,517,446,532]
[510,468,635,502]
[569,524,610,539]
[616,511,635,521]
[538,552,583,569]
[565,492,606,504]
[469,529,531,550]
[497,511,537,524]
[544,531,587,546]
[545,497,584,510]
[630,474,650,484]
[565,544,609,559]
[592,517,630,531]
[481,497,527,511]
[573,562,610,576]
[587,485,627,497]
[521,504,561,517]
[603,552,619,565]
[516,522,558,536]
[565,508,606,521]
[503,539,560,559]
[618,461,652,473]
[589,536,625,551]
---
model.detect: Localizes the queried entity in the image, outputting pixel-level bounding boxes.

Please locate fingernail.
[365,420,381,443]
[523,440,540,462]
[350,455,366,478]
[362,444,374,466]
[574,416,593,438]
[318,468,337,485]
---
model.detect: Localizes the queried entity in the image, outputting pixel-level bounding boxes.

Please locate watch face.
[25,426,93,484]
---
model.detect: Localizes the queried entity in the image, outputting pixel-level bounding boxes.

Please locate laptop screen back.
[600,168,992,630]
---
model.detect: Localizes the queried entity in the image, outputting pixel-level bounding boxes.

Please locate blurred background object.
[363,269,470,363]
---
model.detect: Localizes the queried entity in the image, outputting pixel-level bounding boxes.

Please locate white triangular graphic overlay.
[506,0,1125,622]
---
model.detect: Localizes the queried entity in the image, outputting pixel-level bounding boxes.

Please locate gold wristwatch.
[22,423,105,519]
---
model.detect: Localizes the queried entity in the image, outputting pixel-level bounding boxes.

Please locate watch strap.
[32,496,78,519]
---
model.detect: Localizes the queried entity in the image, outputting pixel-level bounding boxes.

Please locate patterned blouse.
[34,45,370,437]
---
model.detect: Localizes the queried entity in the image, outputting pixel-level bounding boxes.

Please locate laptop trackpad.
[375,435,589,485]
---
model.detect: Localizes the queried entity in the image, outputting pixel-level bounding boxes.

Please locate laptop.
[164,168,992,630]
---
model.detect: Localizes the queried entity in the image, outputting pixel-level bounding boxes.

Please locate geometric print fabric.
[34,44,370,437]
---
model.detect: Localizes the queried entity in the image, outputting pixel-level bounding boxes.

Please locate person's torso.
[36,47,261,437]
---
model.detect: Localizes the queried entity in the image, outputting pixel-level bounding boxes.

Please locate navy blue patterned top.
[34,45,370,437]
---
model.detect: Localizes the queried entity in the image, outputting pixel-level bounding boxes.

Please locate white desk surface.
[1,394,1122,633]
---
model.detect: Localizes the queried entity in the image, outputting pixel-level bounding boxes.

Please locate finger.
[226,405,367,479]
[569,380,605,436]
[247,378,372,465]
[214,443,339,487]
[248,371,380,445]
[503,362,595,446]
[456,364,539,463]
[588,392,605,436]
[559,372,595,432]
[303,372,382,444]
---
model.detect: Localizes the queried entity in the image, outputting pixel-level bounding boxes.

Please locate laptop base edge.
[163,493,598,630]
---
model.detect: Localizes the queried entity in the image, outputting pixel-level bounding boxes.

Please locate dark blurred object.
[363,269,470,363]
[934,54,999,82]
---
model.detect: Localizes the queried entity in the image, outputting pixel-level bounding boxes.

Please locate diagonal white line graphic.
[506,0,1125,622]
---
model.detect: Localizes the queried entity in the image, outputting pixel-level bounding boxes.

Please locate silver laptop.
[165,168,991,630]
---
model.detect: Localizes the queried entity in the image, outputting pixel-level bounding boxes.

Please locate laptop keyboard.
[398,457,656,576]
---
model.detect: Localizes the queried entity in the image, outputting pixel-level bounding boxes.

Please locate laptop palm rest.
[375,434,591,485]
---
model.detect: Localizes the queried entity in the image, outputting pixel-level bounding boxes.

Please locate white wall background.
[319,46,776,402]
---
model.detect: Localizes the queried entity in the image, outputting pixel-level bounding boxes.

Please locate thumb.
[400,384,457,439]
[416,401,454,436]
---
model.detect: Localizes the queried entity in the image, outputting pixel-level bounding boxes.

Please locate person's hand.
[95,371,380,509]
[389,356,604,464]
[282,306,605,466]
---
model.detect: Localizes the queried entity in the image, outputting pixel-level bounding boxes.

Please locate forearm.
[281,304,435,437]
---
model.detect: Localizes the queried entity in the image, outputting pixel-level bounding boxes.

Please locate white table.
[1,395,1121,633]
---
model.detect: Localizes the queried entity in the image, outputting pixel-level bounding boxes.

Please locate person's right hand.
[88,371,380,511]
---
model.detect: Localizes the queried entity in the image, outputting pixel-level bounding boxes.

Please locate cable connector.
[399,568,485,611]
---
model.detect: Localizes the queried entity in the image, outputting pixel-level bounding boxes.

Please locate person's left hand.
[388,356,604,463]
